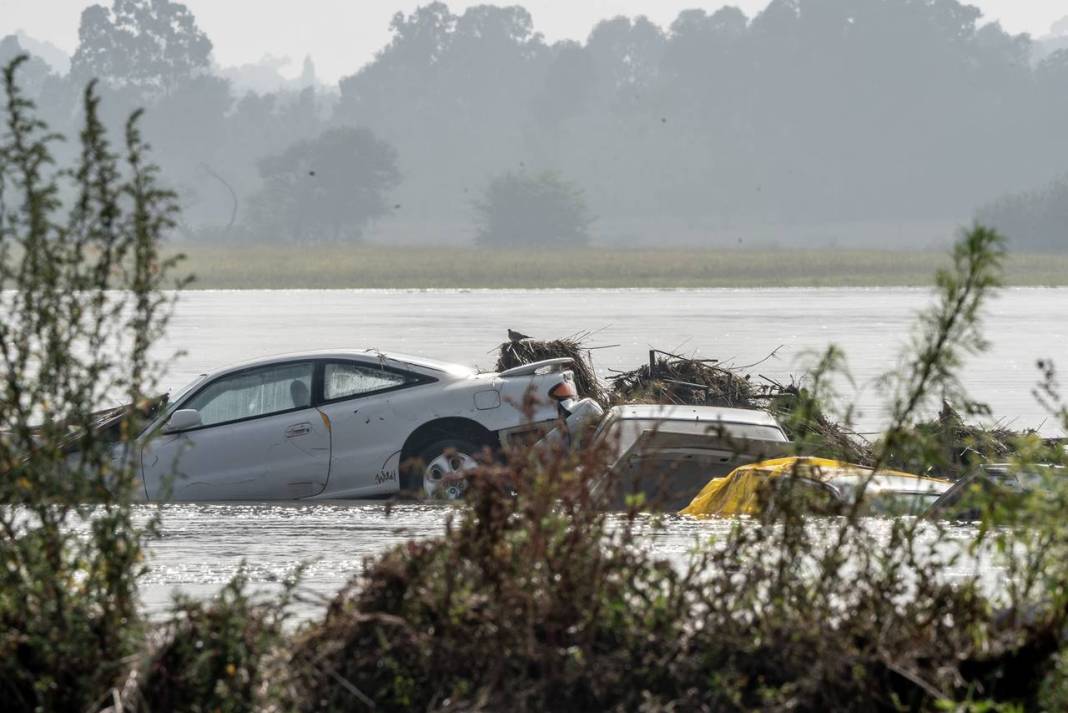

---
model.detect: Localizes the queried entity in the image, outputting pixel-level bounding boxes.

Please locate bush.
[129,574,295,713]
[476,170,593,247]
[0,56,183,711]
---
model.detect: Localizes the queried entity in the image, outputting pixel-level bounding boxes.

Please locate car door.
[141,361,331,501]
[315,359,434,497]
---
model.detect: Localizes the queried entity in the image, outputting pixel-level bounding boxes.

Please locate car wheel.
[412,439,482,500]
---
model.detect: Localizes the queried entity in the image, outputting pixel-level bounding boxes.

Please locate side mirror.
[163,409,201,433]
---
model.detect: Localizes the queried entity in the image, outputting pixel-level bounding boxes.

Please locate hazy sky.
[3,0,1066,83]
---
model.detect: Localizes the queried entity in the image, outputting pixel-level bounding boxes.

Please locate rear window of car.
[604,417,788,456]
[323,362,416,401]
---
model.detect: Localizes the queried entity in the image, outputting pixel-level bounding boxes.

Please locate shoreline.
[175,245,1068,289]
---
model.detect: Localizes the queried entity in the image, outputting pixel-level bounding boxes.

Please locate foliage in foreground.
[0,57,183,711]
[3,58,1068,712]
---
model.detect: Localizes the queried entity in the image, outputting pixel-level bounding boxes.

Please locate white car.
[588,405,793,510]
[134,350,577,501]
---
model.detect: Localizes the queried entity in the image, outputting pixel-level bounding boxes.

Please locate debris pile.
[881,401,1035,476]
[607,351,761,409]
[766,384,876,466]
[930,402,1025,463]
[493,333,1043,476]
[495,333,604,403]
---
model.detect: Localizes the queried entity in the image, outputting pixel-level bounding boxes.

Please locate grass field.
[176,245,1068,289]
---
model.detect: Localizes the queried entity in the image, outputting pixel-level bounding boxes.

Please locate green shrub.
[0,56,183,711]
[129,574,297,713]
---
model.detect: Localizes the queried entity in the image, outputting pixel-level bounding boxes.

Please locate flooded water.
[140,503,996,621]
[139,287,1061,616]
[141,504,744,617]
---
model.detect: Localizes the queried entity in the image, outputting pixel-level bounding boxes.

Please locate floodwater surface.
[140,504,736,617]
[139,287,1062,616]
[139,504,995,621]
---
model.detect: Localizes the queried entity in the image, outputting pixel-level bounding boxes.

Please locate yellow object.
[679,456,941,517]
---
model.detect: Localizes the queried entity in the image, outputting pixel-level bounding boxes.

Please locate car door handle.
[285,423,312,438]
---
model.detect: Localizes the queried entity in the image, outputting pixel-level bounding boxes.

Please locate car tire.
[402,438,482,500]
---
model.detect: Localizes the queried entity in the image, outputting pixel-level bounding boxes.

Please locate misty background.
[3,0,1068,251]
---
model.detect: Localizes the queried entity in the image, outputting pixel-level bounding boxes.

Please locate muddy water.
[139,287,1061,616]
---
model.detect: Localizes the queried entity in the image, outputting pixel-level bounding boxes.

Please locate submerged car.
[132,350,576,501]
[681,457,952,517]
[586,405,794,510]
[925,463,1066,520]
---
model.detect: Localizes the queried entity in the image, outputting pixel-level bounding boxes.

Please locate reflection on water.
[137,503,992,620]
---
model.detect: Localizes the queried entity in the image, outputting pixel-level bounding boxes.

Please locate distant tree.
[70,0,212,94]
[0,36,77,140]
[532,41,596,127]
[1038,49,1068,121]
[662,7,746,91]
[249,127,400,243]
[334,3,549,222]
[142,74,234,228]
[0,36,53,94]
[146,74,232,154]
[33,0,1068,249]
[976,178,1068,252]
[585,16,666,100]
[299,55,316,88]
[476,171,593,247]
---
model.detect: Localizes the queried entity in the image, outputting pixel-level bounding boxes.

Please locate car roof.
[206,349,475,379]
[607,404,783,427]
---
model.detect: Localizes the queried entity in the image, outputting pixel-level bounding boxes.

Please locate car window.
[183,362,314,427]
[324,362,412,401]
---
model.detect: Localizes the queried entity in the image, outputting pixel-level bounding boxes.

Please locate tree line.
[3,0,1067,249]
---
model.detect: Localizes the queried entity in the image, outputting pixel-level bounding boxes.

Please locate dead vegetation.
[608,350,762,408]
[495,333,605,403]
[766,383,877,466]
[880,401,1040,477]
[932,401,1033,463]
